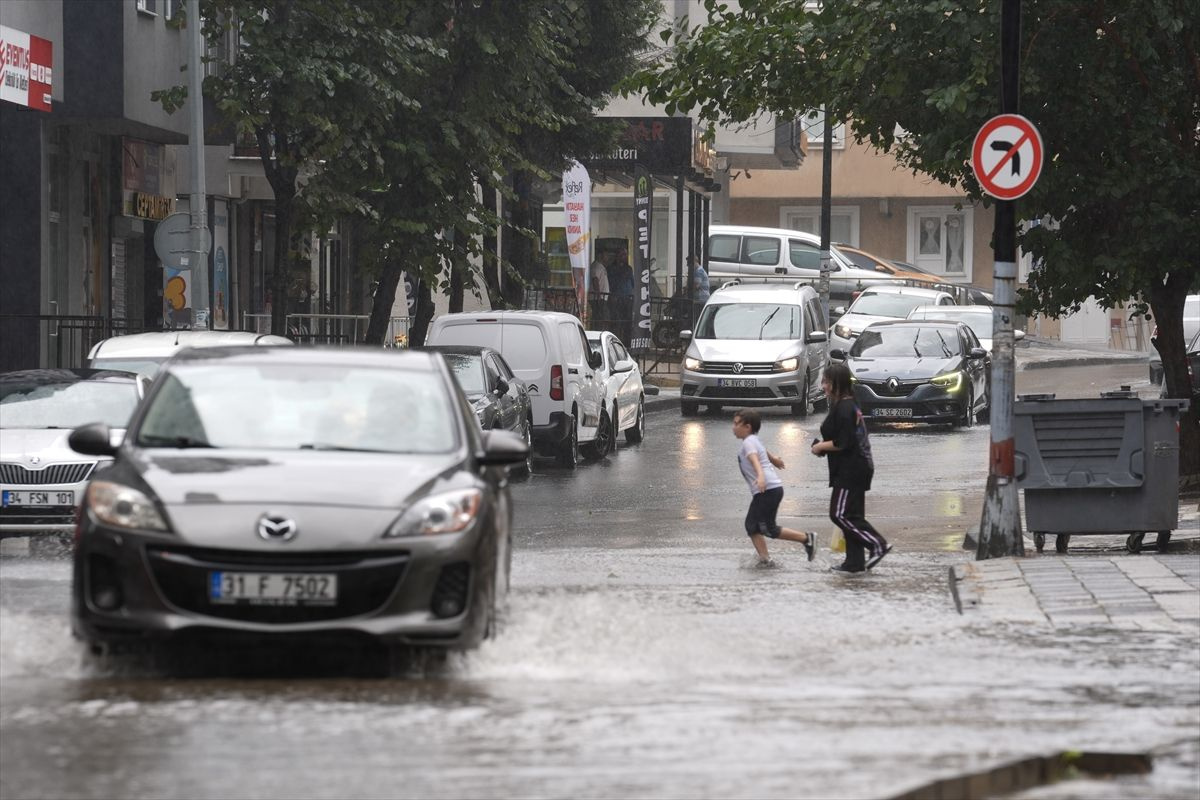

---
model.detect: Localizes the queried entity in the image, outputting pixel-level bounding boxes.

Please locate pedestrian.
[590,250,610,325]
[732,408,818,567]
[690,255,710,305]
[608,247,635,342]
[810,363,891,573]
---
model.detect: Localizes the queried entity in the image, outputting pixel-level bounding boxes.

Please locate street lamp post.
[186,0,211,329]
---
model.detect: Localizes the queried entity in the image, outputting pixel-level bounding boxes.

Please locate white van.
[425,311,606,468]
[679,280,829,416]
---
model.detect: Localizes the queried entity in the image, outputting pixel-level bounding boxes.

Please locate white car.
[586,330,646,453]
[1,368,148,541]
[87,330,293,377]
[906,304,1024,354]
[828,284,959,355]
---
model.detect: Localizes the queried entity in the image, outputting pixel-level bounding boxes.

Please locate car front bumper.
[852,382,967,423]
[680,367,807,408]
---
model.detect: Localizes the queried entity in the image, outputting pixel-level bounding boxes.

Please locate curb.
[1019,353,1148,370]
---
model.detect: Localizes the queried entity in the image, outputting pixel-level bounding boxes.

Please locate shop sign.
[0,25,53,112]
[134,192,175,220]
[630,164,654,353]
[586,117,693,175]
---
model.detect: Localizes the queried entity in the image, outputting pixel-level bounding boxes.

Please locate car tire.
[680,400,699,417]
[955,384,974,428]
[625,397,646,444]
[516,417,534,477]
[582,410,612,461]
[557,413,579,469]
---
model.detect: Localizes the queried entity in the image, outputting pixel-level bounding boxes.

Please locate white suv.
[828,284,959,355]
[425,311,606,468]
[88,330,293,377]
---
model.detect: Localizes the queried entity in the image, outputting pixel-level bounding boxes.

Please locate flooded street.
[3,367,1198,799]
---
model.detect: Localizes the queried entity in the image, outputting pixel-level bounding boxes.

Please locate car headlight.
[684,356,702,371]
[86,480,168,532]
[931,371,964,392]
[386,488,482,537]
[834,324,853,339]
[775,357,800,372]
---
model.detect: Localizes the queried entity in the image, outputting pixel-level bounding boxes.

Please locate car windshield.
[0,379,138,429]
[136,364,457,453]
[909,308,991,340]
[440,353,486,395]
[850,293,937,318]
[852,326,963,359]
[89,357,166,378]
[695,303,802,340]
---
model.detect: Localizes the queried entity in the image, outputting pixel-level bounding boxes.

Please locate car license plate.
[209,572,338,606]
[872,407,913,417]
[1,490,75,507]
[717,378,758,388]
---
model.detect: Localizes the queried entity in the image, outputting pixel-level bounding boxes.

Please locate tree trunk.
[409,280,435,348]
[271,196,293,337]
[499,170,534,308]
[448,228,464,313]
[1148,271,1198,478]
[364,249,403,346]
[480,185,504,308]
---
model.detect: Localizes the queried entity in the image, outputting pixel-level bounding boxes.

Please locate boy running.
[732,408,818,566]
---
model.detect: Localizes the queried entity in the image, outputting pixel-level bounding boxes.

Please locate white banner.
[562,161,591,317]
[0,25,53,112]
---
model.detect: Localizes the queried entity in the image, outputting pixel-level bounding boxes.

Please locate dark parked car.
[424,344,533,475]
[67,346,527,661]
[832,319,990,426]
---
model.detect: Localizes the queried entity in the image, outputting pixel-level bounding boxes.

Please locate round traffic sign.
[971,114,1043,200]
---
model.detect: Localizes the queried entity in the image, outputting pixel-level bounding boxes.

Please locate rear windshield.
[695,303,803,340]
[89,357,165,378]
[850,293,938,318]
[440,353,486,395]
[431,322,503,350]
[0,379,138,429]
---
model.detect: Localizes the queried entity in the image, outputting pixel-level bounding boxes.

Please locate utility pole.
[976,0,1025,559]
[818,109,833,323]
[186,0,211,329]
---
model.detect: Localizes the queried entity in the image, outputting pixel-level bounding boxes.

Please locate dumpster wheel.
[1126,533,1145,554]
[1055,534,1070,554]
[1156,531,1171,553]
[1033,533,1046,553]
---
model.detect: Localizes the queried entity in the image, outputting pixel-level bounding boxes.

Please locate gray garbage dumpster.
[1014,389,1191,554]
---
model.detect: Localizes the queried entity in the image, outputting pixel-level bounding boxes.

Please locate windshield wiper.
[935,331,954,358]
[758,307,780,339]
[299,442,388,453]
[139,434,214,449]
[913,333,923,358]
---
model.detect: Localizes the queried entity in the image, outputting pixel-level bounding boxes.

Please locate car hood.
[0,428,113,463]
[847,356,961,381]
[135,450,463,509]
[690,339,800,362]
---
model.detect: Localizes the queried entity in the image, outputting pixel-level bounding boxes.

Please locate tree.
[630,0,1200,476]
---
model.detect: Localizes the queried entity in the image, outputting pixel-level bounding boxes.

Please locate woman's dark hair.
[823,362,854,401]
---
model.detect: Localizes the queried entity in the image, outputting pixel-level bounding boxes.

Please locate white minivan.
[425,311,606,468]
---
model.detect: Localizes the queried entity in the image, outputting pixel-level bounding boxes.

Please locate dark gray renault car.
[67,346,527,660]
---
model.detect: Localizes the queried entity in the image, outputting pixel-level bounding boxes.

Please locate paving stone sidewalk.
[951,554,1200,632]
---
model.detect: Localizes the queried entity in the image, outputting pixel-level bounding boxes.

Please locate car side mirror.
[476,429,529,466]
[829,348,847,361]
[69,422,119,458]
[1014,329,1026,341]
[613,358,635,374]
[806,331,828,344]
[494,378,509,396]
[680,329,693,340]
[969,347,987,359]
[588,351,603,370]
[833,306,846,317]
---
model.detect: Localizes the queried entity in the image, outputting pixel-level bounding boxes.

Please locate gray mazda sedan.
[67,346,527,661]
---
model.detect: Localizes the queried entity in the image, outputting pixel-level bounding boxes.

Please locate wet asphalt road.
[2,363,1197,800]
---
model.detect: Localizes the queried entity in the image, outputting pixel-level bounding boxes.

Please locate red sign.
[0,25,53,112]
[971,114,1043,200]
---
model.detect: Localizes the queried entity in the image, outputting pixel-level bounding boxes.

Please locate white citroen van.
[425,311,606,468]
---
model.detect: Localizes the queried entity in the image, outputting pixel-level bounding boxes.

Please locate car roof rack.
[715,277,814,292]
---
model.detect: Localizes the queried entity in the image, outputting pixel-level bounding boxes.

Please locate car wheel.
[517,417,534,476]
[975,394,990,424]
[955,384,974,428]
[625,397,646,444]
[680,400,699,417]
[582,410,612,460]
[556,413,578,469]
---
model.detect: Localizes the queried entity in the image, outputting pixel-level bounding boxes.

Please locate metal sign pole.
[187,0,211,329]
[818,109,833,324]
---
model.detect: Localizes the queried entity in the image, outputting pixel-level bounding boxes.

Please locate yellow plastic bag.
[831,529,846,553]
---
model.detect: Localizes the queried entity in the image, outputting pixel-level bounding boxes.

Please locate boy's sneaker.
[865,545,893,571]
[830,563,864,574]
[756,557,776,569]
[804,531,818,562]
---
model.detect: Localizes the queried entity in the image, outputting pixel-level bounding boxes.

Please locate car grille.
[0,462,96,485]
[695,361,777,375]
[0,506,75,525]
[857,379,922,398]
[145,546,409,623]
[697,387,777,399]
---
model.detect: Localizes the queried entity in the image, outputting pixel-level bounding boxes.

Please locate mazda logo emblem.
[257,514,298,541]
[886,377,900,392]
[732,363,744,374]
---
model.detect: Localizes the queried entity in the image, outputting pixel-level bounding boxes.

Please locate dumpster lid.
[1100,386,1139,399]
[1018,393,1056,401]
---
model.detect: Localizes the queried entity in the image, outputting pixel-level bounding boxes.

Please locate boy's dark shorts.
[745,486,784,537]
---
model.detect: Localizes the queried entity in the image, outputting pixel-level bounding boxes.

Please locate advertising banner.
[630,164,654,352]
[163,267,193,330]
[212,199,230,330]
[561,160,591,321]
[0,25,53,112]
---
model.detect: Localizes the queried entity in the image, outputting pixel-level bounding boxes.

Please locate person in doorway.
[590,250,610,325]
[732,408,818,567]
[690,255,710,305]
[608,247,635,341]
[811,363,891,573]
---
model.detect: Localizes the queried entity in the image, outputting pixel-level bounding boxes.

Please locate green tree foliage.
[630,0,1200,474]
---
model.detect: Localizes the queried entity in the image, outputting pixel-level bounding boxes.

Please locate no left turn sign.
[971,114,1043,200]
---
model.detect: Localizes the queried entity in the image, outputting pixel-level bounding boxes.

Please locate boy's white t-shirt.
[738,434,783,495]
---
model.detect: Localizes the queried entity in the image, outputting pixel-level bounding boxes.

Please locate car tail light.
[850,291,861,303]
[550,365,564,401]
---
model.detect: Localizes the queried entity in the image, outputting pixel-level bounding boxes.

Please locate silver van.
[679,280,829,416]
[706,224,900,307]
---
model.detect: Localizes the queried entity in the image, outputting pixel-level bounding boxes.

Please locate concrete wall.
[122,0,189,138]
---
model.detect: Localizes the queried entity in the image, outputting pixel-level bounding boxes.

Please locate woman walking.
[811,363,891,573]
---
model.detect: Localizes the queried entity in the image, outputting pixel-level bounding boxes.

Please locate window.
[136,0,157,16]
[780,206,860,247]
[800,108,845,149]
[708,235,741,262]
[907,207,974,279]
[789,239,821,270]
[164,0,182,20]
[743,236,780,265]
